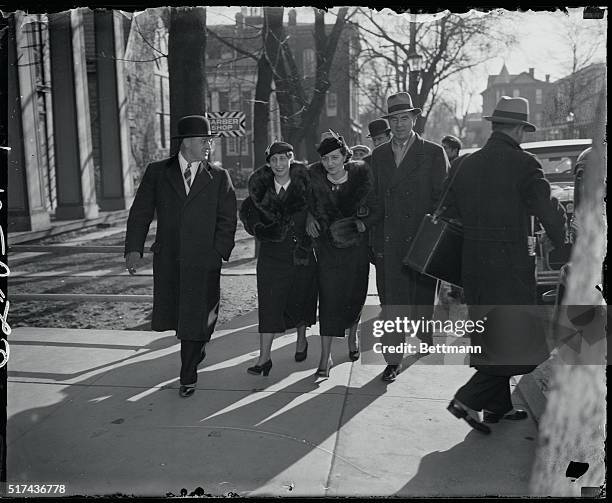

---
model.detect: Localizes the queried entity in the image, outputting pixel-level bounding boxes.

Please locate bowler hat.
[367,118,391,138]
[172,115,217,139]
[265,141,293,162]
[483,97,536,132]
[383,92,422,118]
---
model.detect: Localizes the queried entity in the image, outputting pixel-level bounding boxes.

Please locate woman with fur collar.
[306,131,379,377]
[239,141,317,376]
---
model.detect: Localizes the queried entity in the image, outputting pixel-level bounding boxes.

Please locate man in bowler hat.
[125,115,237,398]
[368,92,449,382]
[443,97,566,433]
[367,118,393,149]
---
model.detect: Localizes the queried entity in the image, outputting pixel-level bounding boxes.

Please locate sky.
[206,6,607,113]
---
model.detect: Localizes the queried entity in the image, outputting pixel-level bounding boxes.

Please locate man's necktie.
[184,162,193,189]
[278,187,286,200]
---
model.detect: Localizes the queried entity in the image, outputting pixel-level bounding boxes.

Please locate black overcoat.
[369,134,449,307]
[125,156,237,341]
[239,163,317,333]
[309,160,377,336]
[443,131,566,375]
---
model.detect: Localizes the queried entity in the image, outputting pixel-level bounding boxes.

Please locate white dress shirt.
[274,179,291,195]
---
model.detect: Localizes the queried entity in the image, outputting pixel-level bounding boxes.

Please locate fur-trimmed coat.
[308,160,378,247]
[240,162,313,258]
[308,160,376,335]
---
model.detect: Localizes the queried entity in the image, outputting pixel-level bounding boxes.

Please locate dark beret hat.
[266,141,294,162]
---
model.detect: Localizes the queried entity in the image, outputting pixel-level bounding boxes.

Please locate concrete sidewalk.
[7,309,539,498]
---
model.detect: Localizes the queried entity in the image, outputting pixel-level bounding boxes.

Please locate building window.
[535,112,542,125]
[156,74,170,149]
[227,137,239,156]
[221,44,233,60]
[303,48,315,77]
[513,89,520,98]
[536,88,542,105]
[326,92,337,117]
[218,91,229,111]
[495,89,501,102]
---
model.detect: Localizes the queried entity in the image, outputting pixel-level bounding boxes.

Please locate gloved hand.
[329,217,364,248]
[125,251,141,275]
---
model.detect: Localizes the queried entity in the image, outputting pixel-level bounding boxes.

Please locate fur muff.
[239,162,310,243]
[309,160,373,230]
[329,217,362,248]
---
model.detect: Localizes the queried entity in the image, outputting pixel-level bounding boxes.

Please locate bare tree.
[355,9,516,134]
[542,13,606,134]
[263,7,354,160]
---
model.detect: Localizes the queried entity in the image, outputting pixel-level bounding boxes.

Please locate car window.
[536,156,574,176]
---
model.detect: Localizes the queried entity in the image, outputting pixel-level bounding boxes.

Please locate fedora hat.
[483,97,536,132]
[171,115,217,139]
[366,118,391,138]
[383,92,422,118]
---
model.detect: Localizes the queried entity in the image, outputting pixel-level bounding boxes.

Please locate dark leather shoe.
[179,385,196,398]
[447,399,491,434]
[381,364,401,382]
[348,350,360,361]
[294,342,308,362]
[483,409,529,423]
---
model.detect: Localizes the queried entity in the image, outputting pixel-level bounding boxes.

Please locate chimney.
[288,9,297,26]
[545,74,550,83]
[529,68,534,78]
[235,12,244,29]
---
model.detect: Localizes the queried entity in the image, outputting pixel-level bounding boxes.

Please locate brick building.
[207,7,361,175]
[469,64,553,146]
[537,62,606,141]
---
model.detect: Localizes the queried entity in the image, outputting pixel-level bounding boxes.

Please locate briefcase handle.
[432,153,470,223]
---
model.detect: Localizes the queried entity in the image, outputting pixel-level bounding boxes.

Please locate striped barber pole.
[206,111,247,137]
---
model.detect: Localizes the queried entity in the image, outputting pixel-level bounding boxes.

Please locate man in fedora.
[442,97,566,433]
[367,118,392,149]
[368,92,449,382]
[124,115,237,398]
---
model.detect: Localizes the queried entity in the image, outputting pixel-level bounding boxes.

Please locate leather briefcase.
[402,155,470,287]
[403,214,463,287]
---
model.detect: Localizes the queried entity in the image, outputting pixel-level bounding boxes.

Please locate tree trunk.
[168,7,207,154]
[253,52,273,170]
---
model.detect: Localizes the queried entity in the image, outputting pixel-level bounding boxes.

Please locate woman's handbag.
[402,156,468,287]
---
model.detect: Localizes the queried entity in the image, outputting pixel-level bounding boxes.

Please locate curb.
[512,373,547,424]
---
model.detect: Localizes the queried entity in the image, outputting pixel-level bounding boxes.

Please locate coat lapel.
[185,161,213,204]
[377,142,397,192]
[165,157,187,201]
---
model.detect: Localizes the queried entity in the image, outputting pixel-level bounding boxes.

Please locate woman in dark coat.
[239,141,317,376]
[306,131,378,377]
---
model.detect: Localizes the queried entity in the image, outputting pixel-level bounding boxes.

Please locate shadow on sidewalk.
[7,314,393,497]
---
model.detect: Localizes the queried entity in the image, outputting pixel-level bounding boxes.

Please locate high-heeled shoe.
[315,358,333,378]
[295,341,308,362]
[247,360,273,376]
